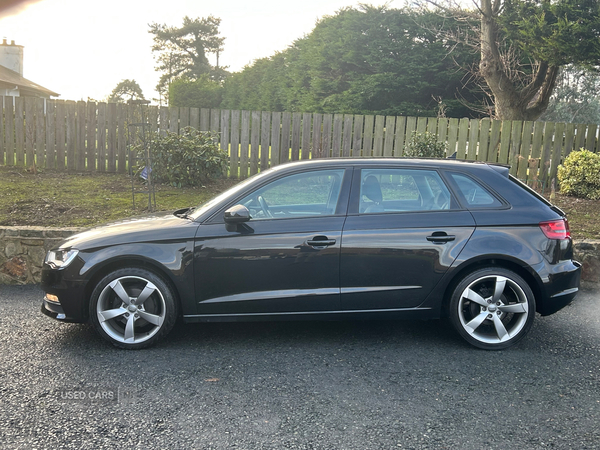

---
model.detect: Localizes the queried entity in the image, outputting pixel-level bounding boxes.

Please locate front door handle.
[307,236,336,247]
[426,232,456,243]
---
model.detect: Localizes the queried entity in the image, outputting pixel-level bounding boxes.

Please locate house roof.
[0,64,59,97]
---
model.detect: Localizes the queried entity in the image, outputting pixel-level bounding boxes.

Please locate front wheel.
[449,268,536,350]
[90,268,178,349]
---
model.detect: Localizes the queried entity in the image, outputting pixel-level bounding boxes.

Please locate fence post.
[261,111,271,167]
[270,112,281,167]
[239,110,250,179]
[342,114,353,158]
[312,113,323,159]
[352,115,364,157]
[229,110,240,178]
[302,112,312,160]
[24,97,35,167]
[250,110,260,174]
[45,100,56,169]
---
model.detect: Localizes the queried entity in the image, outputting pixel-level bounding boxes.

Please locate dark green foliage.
[149,16,228,100]
[558,149,600,199]
[501,0,600,67]
[107,79,145,103]
[403,132,448,158]
[220,6,484,117]
[142,128,229,187]
[169,75,223,109]
[540,65,600,124]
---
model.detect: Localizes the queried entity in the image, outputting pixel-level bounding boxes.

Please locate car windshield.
[187,169,275,221]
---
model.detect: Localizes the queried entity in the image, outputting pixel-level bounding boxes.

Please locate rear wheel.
[90,268,178,349]
[449,267,535,350]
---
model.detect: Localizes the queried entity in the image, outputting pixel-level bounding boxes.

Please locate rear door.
[340,167,475,310]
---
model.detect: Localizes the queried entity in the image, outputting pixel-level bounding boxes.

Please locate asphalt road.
[0,285,599,449]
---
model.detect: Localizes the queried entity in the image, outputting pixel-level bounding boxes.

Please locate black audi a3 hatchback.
[41,158,581,350]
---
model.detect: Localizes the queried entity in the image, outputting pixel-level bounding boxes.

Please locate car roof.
[270,157,509,172]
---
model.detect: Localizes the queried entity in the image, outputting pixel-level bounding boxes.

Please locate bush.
[557,149,600,200]
[404,131,447,158]
[136,127,228,187]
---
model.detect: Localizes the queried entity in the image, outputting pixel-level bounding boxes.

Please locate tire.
[449,267,535,350]
[89,268,178,349]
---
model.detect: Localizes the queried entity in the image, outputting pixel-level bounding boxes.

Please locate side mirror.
[224,204,251,231]
[224,204,251,223]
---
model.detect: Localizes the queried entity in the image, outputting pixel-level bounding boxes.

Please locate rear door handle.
[307,236,336,247]
[426,232,456,243]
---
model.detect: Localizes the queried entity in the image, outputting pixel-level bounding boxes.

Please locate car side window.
[238,169,345,220]
[359,169,452,213]
[449,173,502,208]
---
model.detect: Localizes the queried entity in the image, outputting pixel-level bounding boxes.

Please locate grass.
[0,165,237,228]
[0,164,598,240]
[552,194,600,240]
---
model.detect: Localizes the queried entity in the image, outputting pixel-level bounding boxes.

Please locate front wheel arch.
[84,257,182,321]
[89,267,179,349]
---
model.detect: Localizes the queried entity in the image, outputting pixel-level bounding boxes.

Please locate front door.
[193,168,350,315]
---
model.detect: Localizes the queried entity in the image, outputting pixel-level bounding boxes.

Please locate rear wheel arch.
[441,257,542,316]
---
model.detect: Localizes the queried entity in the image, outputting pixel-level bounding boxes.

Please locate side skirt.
[182,307,436,323]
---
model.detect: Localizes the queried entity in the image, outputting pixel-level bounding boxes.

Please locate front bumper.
[41,263,89,323]
[41,294,85,323]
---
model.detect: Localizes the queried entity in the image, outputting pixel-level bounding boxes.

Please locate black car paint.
[41,158,580,328]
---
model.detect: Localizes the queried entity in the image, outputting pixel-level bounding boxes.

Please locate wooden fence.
[1,96,599,185]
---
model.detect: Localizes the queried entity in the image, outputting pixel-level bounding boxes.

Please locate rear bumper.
[538,260,581,316]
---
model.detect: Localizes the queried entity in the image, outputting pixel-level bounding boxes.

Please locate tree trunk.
[479,0,559,121]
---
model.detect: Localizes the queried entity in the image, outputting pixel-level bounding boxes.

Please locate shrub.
[404,131,447,158]
[135,127,228,187]
[557,149,600,200]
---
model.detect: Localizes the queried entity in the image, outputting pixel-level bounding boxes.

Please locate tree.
[540,65,600,124]
[221,6,485,117]
[427,0,600,120]
[149,15,227,101]
[107,79,145,103]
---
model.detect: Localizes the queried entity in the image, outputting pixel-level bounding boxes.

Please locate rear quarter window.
[449,173,503,208]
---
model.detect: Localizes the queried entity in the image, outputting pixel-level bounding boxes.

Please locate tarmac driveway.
[0,284,599,449]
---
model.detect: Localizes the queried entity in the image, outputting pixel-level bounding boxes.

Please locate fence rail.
[1,96,598,185]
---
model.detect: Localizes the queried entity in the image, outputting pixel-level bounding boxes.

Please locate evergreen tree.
[149,16,227,102]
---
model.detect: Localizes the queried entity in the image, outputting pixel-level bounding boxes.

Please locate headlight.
[44,249,79,269]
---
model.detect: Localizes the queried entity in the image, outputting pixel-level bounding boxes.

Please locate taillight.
[539,219,571,240]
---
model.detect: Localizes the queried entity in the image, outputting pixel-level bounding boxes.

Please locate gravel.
[1,284,599,449]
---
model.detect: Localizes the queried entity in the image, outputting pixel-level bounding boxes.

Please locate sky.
[0,0,393,103]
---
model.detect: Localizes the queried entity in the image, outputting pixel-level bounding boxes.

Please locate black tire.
[449,267,535,350]
[89,268,178,349]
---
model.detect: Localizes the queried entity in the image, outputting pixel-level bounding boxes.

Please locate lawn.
[0,165,237,228]
[0,165,598,240]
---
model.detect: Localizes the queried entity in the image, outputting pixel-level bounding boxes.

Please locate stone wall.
[574,241,600,285]
[0,226,85,285]
[0,226,599,286]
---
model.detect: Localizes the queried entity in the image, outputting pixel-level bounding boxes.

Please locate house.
[0,39,58,98]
